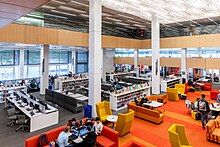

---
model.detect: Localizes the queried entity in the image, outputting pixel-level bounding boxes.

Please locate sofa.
[96,101,112,122]
[115,109,134,136]
[122,140,146,147]
[168,124,192,147]
[167,87,179,101]
[25,125,119,147]
[148,93,168,103]
[25,125,66,147]
[96,126,119,147]
[206,116,220,144]
[201,83,212,91]
[128,102,164,124]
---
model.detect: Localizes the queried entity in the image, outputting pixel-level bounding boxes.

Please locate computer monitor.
[22,98,29,105]
[30,101,34,108]
[33,104,40,111]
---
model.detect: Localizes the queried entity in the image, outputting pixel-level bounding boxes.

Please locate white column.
[89,0,102,117]
[151,14,160,94]
[19,49,25,79]
[134,49,139,77]
[69,50,76,73]
[40,45,49,95]
[102,49,107,82]
[181,48,187,82]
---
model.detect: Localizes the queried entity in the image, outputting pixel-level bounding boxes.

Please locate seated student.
[57,126,71,147]
[83,126,97,147]
[139,95,149,106]
[134,97,140,106]
[217,92,220,103]
[67,118,77,128]
[93,117,103,135]
[85,119,93,128]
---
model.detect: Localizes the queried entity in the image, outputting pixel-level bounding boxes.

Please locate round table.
[107,115,118,128]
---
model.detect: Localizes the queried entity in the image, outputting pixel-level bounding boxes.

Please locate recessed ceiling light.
[105,17,122,22]
[80,14,89,18]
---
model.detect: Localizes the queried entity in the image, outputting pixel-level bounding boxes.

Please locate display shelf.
[109,84,150,111]
[55,75,89,91]
[161,77,182,92]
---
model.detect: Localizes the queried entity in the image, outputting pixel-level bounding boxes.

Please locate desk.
[6,96,59,132]
[210,103,220,111]
[75,96,89,101]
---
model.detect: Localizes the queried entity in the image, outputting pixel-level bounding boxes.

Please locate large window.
[76,51,88,73]
[50,50,71,64]
[0,50,19,65]
[25,50,40,65]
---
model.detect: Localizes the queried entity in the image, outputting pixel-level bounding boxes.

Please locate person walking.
[197,94,210,129]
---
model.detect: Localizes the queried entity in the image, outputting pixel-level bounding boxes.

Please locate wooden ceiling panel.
[0,3,31,15]
[0,11,21,20]
[0,0,49,9]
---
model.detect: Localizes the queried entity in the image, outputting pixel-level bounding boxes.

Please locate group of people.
[186,94,211,129]
[56,117,103,147]
[134,94,150,107]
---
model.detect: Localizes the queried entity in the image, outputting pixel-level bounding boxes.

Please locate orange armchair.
[115,109,134,136]
[167,87,179,101]
[96,101,112,122]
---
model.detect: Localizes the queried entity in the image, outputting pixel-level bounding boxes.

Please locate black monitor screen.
[34,104,40,110]
[23,98,28,104]
[30,101,34,108]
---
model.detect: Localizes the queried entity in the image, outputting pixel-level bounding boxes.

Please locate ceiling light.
[80,14,89,18]
[52,0,66,5]
[59,6,86,13]
[71,1,88,7]
[117,13,134,19]
[105,17,122,22]
[41,5,56,9]
[51,10,77,16]
[102,12,112,17]
[116,22,129,26]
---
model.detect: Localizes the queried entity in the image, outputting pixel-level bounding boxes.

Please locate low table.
[143,101,163,108]
[107,115,118,128]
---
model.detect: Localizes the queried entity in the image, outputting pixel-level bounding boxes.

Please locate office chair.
[15,115,29,132]
[6,107,17,127]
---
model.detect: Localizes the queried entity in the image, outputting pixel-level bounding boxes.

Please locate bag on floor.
[38,134,49,147]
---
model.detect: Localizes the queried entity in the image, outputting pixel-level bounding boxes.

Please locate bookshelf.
[109,83,150,111]
[161,77,182,92]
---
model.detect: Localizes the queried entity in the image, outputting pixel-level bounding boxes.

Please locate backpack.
[38,134,49,147]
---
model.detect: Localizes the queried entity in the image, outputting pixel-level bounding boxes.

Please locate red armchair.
[122,140,146,147]
[25,125,65,147]
[210,89,219,100]
[97,126,119,147]
[202,83,212,91]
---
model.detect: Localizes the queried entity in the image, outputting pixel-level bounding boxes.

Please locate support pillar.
[102,49,107,82]
[89,0,102,117]
[70,50,76,73]
[181,48,187,83]
[40,45,49,95]
[134,49,139,77]
[19,49,25,79]
[151,14,160,94]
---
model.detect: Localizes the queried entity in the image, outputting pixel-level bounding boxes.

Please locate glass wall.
[76,50,88,73]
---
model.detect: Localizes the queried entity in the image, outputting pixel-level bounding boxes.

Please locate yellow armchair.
[168,124,192,147]
[175,84,185,94]
[96,101,112,122]
[167,87,179,101]
[115,109,134,136]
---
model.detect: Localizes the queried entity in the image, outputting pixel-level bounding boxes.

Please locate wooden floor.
[0,92,83,147]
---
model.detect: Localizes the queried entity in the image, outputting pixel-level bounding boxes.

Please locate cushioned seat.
[96,101,112,122]
[96,136,115,147]
[210,89,219,100]
[115,109,134,136]
[168,124,191,147]
[167,87,179,101]
[206,116,220,143]
[175,84,185,94]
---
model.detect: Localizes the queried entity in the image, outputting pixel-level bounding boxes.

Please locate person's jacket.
[197,99,210,113]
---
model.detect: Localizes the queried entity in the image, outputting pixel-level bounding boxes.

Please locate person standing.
[197,94,210,129]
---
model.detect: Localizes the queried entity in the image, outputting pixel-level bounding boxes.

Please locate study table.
[6,92,59,132]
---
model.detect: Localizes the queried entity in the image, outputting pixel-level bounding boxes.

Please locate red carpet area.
[122,91,219,147]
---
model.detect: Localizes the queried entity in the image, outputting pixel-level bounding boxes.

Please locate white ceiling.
[102,0,220,24]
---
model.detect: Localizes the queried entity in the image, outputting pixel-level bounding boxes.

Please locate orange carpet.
[120,91,219,147]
